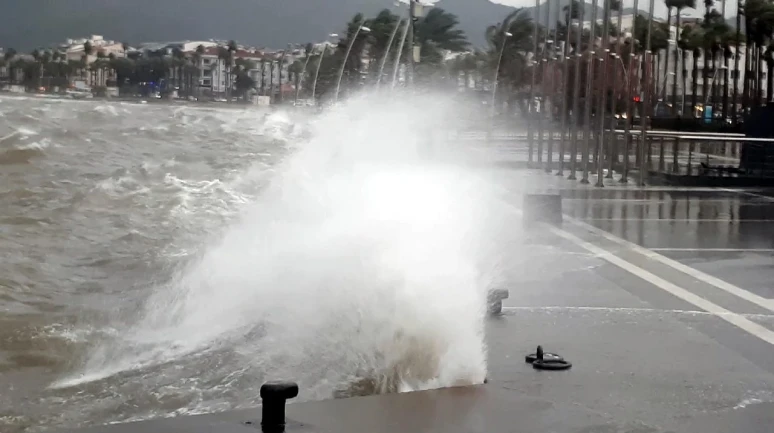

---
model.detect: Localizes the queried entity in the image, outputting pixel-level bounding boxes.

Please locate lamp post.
[491,31,513,119]
[334,23,371,102]
[377,18,405,88]
[311,33,338,103]
[391,20,411,89]
[638,0,657,186]
[376,2,406,89]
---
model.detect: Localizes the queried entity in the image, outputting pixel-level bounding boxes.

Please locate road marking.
[650,248,774,252]
[546,225,774,345]
[577,218,774,222]
[565,217,774,312]
[563,199,760,203]
[502,305,774,319]
[720,188,774,201]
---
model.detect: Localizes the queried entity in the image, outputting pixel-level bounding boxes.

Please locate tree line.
[1,0,772,117]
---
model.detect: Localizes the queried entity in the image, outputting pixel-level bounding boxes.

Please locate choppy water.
[0,94,517,432]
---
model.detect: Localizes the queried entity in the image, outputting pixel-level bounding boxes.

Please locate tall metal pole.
[568,0,586,180]
[492,32,512,117]
[295,52,313,105]
[594,1,612,187]
[391,20,410,89]
[334,23,366,102]
[311,45,327,102]
[537,0,552,165]
[621,0,639,183]
[581,0,600,184]
[377,18,404,88]
[557,0,574,176]
[528,0,541,165]
[408,0,417,86]
[639,0,656,186]
[545,0,563,172]
[546,2,572,173]
[732,1,742,123]
[606,1,625,179]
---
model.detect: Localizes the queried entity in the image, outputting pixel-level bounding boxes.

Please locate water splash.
[54,93,512,398]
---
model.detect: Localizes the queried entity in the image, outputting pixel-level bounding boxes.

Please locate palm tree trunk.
[755,45,761,106]
[702,49,709,105]
[732,12,741,121]
[681,49,688,117]
[692,49,700,116]
[768,60,774,102]
[743,42,751,112]
[663,7,673,105]
[671,11,681,115]
[722,51,730,118]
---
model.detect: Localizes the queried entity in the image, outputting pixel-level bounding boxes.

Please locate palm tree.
[227,40,238,100]
[366,9,402,82]
[486,8,536,109]
[414,8,469,66]
[688,26,704,114]
[742,0,774,108]
[82,41,94,83]
[217,46,230,99]
[700,10,732,107]
[337,14,371,94]
[677,24,699,116]
[193,45,205,99]
[668,0,697,114]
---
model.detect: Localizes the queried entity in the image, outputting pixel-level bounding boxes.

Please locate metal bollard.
[261,381,299,433]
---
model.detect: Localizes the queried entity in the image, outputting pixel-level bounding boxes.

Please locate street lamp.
[376,18,405,88]
[334,24,371,102]
[491,31,513,118]
[376,2,407,89]
[310,33,338,103]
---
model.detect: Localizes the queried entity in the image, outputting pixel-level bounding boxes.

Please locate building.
[59,35,126,87]
[192,46,265,97]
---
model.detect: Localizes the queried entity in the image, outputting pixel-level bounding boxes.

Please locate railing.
[449,127,774,186]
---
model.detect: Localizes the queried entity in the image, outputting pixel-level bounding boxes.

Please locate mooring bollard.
[261,381,299,432]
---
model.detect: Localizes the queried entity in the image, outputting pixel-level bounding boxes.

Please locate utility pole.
[408,0,416,86]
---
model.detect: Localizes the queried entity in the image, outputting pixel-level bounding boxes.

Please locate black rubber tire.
[525,353,564,364]
[532,359,572,371]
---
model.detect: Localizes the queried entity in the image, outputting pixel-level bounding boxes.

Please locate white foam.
[55,93,512,397]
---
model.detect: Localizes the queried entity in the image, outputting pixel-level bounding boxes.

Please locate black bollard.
[260,381,299,433]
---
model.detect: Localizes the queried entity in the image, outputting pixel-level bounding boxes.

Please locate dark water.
[0,96,290,432]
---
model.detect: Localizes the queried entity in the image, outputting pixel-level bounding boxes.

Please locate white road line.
[501,305,774,319]
[651,248,774,252]
[577,218,774,222]
[720,188,774,201]
[546,225,774,345]
[565,217,774,312]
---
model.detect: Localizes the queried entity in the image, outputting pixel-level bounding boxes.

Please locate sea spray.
[55,93,513,398]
